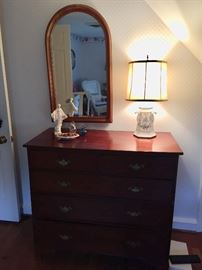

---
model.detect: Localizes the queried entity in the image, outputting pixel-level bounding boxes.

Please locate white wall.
[0,0,201,231]
[72,38,105,85]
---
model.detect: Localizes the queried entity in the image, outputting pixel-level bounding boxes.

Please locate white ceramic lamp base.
[133,107,156,138]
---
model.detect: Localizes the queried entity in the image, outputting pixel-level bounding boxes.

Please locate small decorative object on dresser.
[51,104,67,135]
[51,104,79,140]
[24,129,183,270]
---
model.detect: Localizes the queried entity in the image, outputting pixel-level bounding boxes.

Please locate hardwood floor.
[0,217,201,270]
[171,230,202,270]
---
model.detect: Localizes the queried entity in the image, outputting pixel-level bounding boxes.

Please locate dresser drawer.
[34,220,168,261]
[32,195,171,227]
[28,149,97,171]
[31,171,173,201]
[99,153,178,179]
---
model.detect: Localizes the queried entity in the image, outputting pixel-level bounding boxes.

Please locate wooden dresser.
[24,129,183,270]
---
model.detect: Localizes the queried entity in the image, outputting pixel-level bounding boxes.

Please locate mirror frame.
[45,4,112,123]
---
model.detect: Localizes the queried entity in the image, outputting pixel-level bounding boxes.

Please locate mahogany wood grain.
[24,129,183,270]
[32,195,171,227]
[34,220,168,260]
[31,171,173,200]
[24,128,183,154]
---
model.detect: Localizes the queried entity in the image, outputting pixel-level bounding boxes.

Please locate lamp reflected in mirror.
[126,56,167,138]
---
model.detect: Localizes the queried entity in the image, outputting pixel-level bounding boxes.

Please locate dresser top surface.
[24,128,183,155]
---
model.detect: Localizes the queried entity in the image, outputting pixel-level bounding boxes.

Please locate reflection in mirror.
[46,5,112,123]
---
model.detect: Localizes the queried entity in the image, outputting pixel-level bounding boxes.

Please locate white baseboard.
[173,216,199,231]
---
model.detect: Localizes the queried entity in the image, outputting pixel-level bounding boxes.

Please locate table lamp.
[126,56,167,138]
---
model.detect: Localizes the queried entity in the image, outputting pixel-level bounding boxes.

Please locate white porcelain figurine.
[51,104,67,134]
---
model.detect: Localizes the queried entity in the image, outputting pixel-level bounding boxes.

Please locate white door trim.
[0,23,20,221]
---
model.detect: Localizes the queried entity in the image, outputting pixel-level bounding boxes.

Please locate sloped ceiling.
[145,0,202,63]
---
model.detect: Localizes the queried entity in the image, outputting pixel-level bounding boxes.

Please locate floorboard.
[172,229,202,270]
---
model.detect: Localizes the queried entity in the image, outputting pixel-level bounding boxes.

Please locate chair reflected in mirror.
[81,80,107,116]
[72,92,86,116]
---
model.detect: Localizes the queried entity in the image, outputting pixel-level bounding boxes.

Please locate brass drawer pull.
[127,211,142,217]
[128,186,143,193]
[57,159,71,167]
[129,163,144,171]
[59,206,72,213]
[126,241,141,248]
[59,234,72,241]
[58,180,71,188]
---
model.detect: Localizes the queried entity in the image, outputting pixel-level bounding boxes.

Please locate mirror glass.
[46,5,112,123]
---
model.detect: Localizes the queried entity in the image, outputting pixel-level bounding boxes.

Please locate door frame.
[0,23,20,222]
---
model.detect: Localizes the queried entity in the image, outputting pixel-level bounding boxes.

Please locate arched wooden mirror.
[46,4,112,123]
